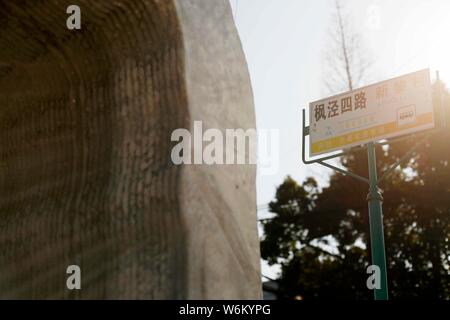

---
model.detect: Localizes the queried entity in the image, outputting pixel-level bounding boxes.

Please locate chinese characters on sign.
[314,91,367,123]
[309,69,434,156]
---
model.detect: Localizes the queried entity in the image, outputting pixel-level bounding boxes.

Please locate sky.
[229,0,450,279]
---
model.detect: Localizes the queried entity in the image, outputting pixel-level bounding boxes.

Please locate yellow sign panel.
[309,69,434,156]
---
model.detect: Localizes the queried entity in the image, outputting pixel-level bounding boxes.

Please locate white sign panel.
[309,69,434,156]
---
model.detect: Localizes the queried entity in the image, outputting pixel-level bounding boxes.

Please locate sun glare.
[395,1,450,83]
[428,6,450,81]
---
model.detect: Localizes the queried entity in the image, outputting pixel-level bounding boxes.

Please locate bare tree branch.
[323,0,373,95]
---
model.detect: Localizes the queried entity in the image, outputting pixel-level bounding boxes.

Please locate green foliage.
[261,82,450,299]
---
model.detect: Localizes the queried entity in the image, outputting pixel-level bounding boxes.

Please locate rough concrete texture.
[0,0,260,299]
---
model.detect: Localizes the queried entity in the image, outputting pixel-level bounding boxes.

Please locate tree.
[324,0,373,94]
[261,0,450,299]
[261,82,450,300]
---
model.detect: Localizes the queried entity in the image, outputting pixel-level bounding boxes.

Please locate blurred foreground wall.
[0,0,260,299]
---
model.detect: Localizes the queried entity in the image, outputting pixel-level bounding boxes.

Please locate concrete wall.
[0,0,260,299]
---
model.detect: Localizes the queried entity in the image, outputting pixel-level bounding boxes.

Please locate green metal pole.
[367,142,389,300]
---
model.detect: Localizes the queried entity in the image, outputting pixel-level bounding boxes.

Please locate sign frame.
[308,69,435,157]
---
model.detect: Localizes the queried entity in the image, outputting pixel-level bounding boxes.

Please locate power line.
[262,274,278,282]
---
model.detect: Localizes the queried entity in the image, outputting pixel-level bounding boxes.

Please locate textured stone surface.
[0,0,260,299]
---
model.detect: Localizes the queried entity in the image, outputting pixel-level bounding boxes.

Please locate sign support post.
[366,142,388,300]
